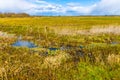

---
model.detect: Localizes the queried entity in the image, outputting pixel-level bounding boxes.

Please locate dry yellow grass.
[0,67,7,80]
[55,25,120,35]
[107,54,120,65]
[90,25,120,34]
[0,31,15,38]
[42,52,71,68]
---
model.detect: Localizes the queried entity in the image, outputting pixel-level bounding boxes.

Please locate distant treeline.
[0,13,30,18]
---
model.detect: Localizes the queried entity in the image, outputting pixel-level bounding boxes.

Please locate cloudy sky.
[0,0,120,16]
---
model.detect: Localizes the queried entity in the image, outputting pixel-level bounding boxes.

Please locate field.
[0,16,120,80]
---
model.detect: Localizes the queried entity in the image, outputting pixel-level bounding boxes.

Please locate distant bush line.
[0,13,30,18]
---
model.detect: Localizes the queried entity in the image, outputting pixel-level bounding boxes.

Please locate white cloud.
[0,0,95,15]
[92,0,120,15]
[33,1,66,13]
[0,0,35,12]
[66,3,96,14]
[19,0,66,15]
[0,0,120,15]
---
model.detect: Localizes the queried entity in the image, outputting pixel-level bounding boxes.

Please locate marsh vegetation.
[0,16,120,80]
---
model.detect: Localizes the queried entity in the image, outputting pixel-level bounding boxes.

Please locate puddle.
[60,45,84,51]
[48,48,59,51]
[12,40,37,48]
[79,45,84,49]
[111,42,119,45]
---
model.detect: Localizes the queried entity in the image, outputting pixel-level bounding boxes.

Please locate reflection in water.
[12,40,37,48]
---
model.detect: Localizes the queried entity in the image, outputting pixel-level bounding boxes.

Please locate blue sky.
[0,0,120,16]
[40,0,100,5]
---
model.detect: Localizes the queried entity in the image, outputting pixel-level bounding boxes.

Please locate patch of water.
[48,48,59,51]
[111,42,119,45]
[12,40,37,48]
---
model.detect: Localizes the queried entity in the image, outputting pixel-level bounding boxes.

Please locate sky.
[0,0,120,16]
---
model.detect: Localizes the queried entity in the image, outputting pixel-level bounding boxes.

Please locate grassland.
[0,16,120,80]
